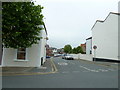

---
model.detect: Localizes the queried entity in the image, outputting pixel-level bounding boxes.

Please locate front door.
[41,57,43,66]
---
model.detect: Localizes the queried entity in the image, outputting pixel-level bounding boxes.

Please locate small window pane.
[17,48,26,60]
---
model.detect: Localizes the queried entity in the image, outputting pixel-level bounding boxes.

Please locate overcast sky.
[35,0,119,49]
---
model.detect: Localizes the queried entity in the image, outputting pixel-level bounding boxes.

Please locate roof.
[86,37,92,40]
[81,44,86,47]
[91,12,120,30]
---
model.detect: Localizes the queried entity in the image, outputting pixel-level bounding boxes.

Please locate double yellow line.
[50,58,58,72]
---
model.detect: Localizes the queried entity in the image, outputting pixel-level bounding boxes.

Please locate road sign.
[93,45,97,49]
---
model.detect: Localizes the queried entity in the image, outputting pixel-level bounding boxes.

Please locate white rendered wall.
[118,14,120,60]
[80,54,93,61]
[39,30,47,65]
[92,14,118,60]
[2,44,41,67]
[69,54,80,59]
[69,54,93,61]
[86,39,92,55]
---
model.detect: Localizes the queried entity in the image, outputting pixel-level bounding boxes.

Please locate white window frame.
[14,48,28,62]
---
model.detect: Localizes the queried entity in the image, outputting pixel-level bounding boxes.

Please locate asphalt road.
[2,57,119,88]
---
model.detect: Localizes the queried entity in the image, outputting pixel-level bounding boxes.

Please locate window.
[17,48,26,60]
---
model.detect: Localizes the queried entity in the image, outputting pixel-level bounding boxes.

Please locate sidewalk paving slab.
[1,59,54,76]
[28,59,52,73]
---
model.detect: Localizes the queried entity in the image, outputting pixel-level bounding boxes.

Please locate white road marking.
[79,65,98,72]
[108,69,115,71]
[98,69,108,72]
[79,65,113,72]
[71,62,75,65]
[58,62,68,66]
[62,71,69,73]
[90,70,99,72]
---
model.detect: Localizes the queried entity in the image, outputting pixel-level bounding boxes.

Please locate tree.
[2,1,44,49]
[63,44,72,54]
[72,46,83,54]
[76,46,83,54]
[72,47,77,54]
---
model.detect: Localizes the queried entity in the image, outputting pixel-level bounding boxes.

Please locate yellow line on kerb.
[1,72,56,76]
[1,58,58,76]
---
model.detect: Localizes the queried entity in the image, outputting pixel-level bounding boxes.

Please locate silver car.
[64,55,74,60]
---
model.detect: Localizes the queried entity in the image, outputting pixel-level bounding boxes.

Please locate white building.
[2,24,48,67]
[86,37,92,55]
[52,48,57,54]
[92,12,120,62]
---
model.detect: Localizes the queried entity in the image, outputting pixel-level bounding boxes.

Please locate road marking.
[90,70,99,72]
[58,62,68,66]
[79,65,113,72]
[79,65,95,72]
[78,60,118,69]
[1,72,56,76]
[50,58,58,72]
[98,69,108,72]
[62,71,69,73]
[107,69,115,71]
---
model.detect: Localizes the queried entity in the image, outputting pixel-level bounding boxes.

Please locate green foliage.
[72,46,83,54]
[2,1,44,48]
[72,47,78,54]
[76,46,83,54]
[63,44,72,54]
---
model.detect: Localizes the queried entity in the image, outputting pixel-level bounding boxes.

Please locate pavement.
[78,59,119,69]
[1,58,58,76]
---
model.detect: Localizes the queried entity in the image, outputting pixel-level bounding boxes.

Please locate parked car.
[46,56,51,58]
[62,56,66,59]
[54,54,62,57]
[62,55,74,60]
[65,55,74,60]
[62,54,67,59]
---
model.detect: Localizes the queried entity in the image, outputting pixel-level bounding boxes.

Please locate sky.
[35,0,119,49]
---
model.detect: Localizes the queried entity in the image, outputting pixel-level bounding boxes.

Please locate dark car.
[46,56,51,58]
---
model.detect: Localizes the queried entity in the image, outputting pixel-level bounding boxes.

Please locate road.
[2,57,118,88]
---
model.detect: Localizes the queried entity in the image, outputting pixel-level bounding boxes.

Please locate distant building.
[86,37,92,55]
[51,47,57,54]
[57,48,64,54]
[52,48,57,54]
[46,45,54,56]
[80,44,86,53]
[92,12,120,62]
